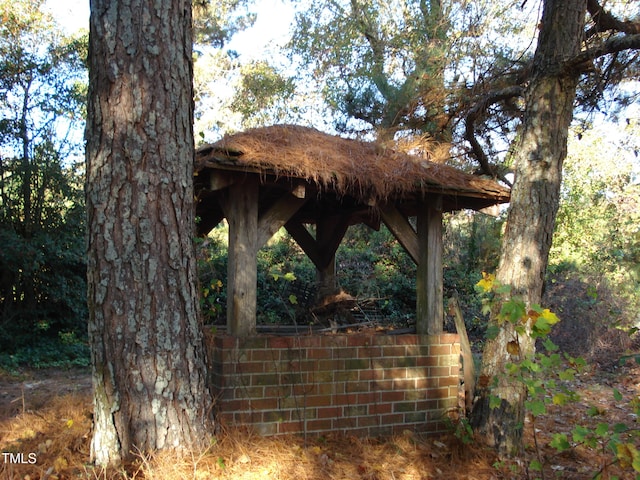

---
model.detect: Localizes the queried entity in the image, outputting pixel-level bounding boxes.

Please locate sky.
[45,0,295,59]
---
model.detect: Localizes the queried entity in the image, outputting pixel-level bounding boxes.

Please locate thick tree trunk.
[85,0,213,466]
[471,0,586,455]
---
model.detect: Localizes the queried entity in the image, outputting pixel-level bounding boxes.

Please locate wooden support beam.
[315,216,348,298]
[285,221,323,268]
[416,195,443,335]
[450,292,475,413]
[316,215,349,270]
[209,171,236,191]
[257,192,307,248]
[225,176,259,337]
[380,206,419,264]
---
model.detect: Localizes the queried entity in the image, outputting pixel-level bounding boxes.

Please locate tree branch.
[564,33,640,75]
[464,85,523,186]
[587,0,640,36]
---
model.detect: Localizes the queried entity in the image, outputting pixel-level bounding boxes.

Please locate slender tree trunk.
[85,0,214,466]
[471,0,586,455]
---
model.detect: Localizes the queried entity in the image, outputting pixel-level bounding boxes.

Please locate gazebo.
[195,124,510,437]
[194,124,509,337]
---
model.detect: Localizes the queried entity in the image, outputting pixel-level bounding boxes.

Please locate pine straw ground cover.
[0,365,638,480]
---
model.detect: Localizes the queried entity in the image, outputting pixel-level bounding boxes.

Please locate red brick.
[394,335,419,346]
[347,335,373,347]
[305,419,333,431]
[292,383,316,396]
[358,346,382,358]
[358,415,380,427]
[356,392,377,404]
[248,398,278,410]
[345,381,370,393]
[325,336,348,348]
[332,348,353,359]
[380,391,404,402]
[236,362,266,374]
[383,368,407,380]
[392,378,414,390]
[370,335,395,346]
[379,413,403,426]
[278,421,304,434]
[438,376,459,387]
[416,356,440,367]
[371,379,393,391]
[417,399,440,411]
[305,395,332,407]
[430,344,451,355]
[315,382,337,395]
[220,399,249,412]
[267,337,294,349]
[318,359,343,372]
[250,349,278,361]
[332,417,357,429]
[332,393,358,405]
[239,337,268,349]
[428,387,450,400]
[307,348,332,359]
[317,406,342,419]
[438,333,460,344]
[359,369,383,381]
[429,366,450,377]
[368,403,392,415]
[382,346,406,357]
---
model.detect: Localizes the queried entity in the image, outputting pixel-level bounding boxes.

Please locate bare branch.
[587,0,640,36]
[565,33,640,75]
[464,85,523,186]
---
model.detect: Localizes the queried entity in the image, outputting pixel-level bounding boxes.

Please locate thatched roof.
[196,125,510,207]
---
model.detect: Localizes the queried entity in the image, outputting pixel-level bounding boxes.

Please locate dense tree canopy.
[0,0,87,364]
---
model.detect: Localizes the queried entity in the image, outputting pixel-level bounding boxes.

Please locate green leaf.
[613,423,629,434]
[552,393,569,406]
[595,423,609,436]
[526,399,546,417]
[499,299,527,324]
[542,338,559,352]
[529,459,543,471]
[572,425,590,443]
[484,325,500,340]
[549,433,571,452]
[489,395,502,410]
[559,369,576,381]
[283,272,297,282]
[613,388,623,401]
[288,294,298,305]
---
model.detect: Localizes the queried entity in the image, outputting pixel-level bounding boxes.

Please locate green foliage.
[0,0,87,367]
[477,275,640,478]
[549,124,640,326]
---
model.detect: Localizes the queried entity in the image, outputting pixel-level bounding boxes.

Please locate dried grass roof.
[196,125,510,206]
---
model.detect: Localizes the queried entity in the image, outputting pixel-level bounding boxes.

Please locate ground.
[0,275,638,479]
[0,358,638,479]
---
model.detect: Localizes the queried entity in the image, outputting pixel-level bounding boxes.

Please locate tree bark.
[471,0,585,455]
[85,0,213,466]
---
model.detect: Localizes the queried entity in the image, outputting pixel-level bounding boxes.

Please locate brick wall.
[208,333,462,437]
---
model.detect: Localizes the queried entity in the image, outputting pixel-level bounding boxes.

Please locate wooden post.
[416,195,443,335]
[450,293,475,413]
[226,176,259,336]
[315,216,349,300]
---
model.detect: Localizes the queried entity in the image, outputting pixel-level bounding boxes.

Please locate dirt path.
[0,368,91,421]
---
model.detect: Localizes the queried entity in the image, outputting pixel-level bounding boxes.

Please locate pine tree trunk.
[471,0,586,455]
[85,0,214,466]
